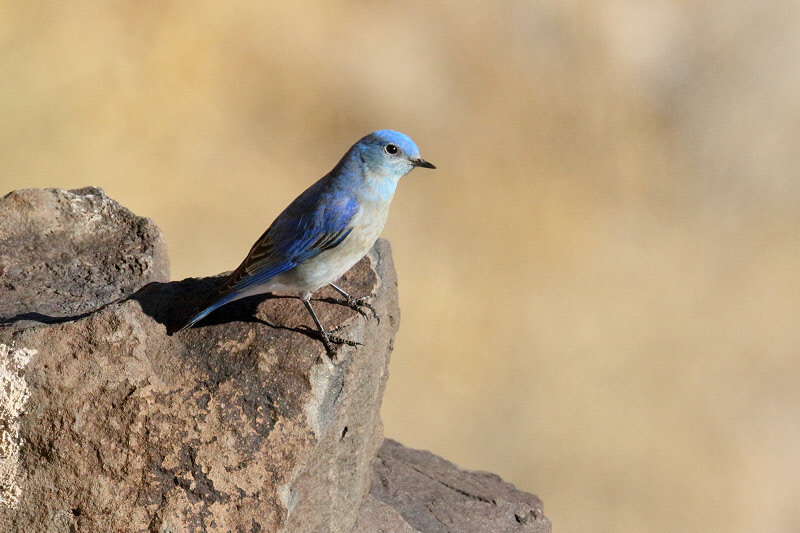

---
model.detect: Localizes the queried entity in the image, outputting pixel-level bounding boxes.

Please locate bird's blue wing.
[225,185,360,293]
[179,186,359,330]
[179,181,361,329]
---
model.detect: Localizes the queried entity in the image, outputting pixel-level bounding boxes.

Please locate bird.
[178,129,435,359]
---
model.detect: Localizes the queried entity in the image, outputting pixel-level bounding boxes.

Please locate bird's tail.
[176,291,240,332]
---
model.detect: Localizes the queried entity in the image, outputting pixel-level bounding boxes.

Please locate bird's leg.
[329,282,380,323]
[302,297,361,361]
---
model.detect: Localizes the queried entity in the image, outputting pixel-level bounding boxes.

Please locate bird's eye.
[384,143,399,155]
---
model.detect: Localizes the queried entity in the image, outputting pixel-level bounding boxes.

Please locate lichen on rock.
[0,344,34,509]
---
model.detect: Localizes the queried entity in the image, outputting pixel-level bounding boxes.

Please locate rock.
[0,246,398,532]
[353,494,418,533]
[365,439,551,533]
[0,187,551,532]
[0,344,34,510]
[0,187,400,532]
[0,187,169,324]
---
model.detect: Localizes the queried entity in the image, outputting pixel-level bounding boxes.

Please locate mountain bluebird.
[179,130,435,359]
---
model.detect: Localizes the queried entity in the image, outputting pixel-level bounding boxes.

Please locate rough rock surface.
[0,246,397,532]
[0,187,169,324]
[0,187,399,532]
[0,187,550,532]
[363,439,551,533]
[353,494,418,533]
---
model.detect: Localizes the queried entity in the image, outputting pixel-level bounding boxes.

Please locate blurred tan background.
[2,1,799,531]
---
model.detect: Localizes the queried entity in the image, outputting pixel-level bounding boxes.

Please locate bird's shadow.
[133,277,352,343]
[1,276,354,345]
[0,311,92,326]
[128,276,271,334]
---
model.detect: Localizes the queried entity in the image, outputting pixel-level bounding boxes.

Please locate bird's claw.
[319,332,363,362]
[341,295,380,323]
[327,334,363,348]
[328,283,380,324]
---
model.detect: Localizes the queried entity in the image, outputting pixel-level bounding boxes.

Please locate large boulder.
[0,187,550,532]
[0,187,399,532]
[0,248,397,532]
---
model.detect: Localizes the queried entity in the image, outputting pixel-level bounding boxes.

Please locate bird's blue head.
[353,130,435,179]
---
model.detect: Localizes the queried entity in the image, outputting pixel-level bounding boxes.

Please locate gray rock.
[0,187,169,324]
[353,494,419,533]
[366,439,551,533]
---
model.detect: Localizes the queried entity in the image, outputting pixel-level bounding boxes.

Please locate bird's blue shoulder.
[266,176,360,259]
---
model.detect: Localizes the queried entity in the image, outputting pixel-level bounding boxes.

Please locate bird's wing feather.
[211,184,360,298]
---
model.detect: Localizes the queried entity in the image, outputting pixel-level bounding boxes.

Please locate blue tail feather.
[178,291,241,331]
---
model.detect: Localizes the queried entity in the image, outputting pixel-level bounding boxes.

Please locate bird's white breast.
[264,197,392,296]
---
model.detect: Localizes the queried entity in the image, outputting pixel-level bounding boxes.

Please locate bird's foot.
[327,333,362,348]
[318,330,363,362]
[304,291,365,362]
[339,295,380,323]
[328,283,380,323]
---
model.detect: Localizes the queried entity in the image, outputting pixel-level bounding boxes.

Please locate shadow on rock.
[130,276,321,341]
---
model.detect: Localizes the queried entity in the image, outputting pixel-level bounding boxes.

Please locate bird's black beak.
[412,157,436,169]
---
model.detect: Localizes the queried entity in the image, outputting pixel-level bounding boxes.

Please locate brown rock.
[0,187,169,324]
[0,187,551,532]
[366,439,551,533]
[0,185,399,532]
